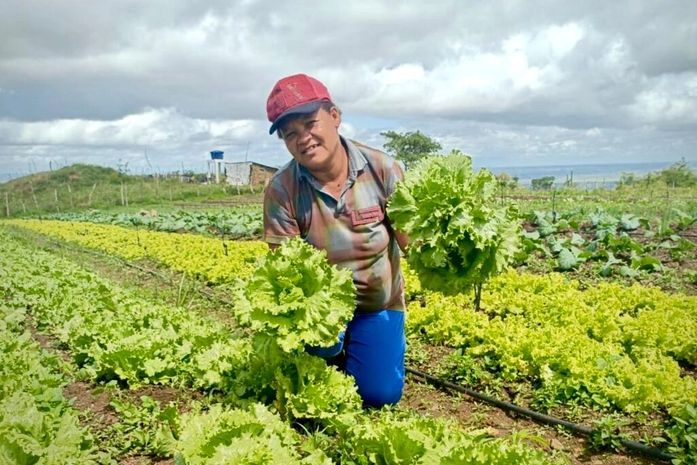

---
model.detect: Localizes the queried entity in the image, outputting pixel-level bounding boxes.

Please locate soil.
[401,380,656,465]
[9,226,677,465]
[402,341,667,464]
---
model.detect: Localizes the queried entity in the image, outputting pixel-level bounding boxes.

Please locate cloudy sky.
[1,0,696,181]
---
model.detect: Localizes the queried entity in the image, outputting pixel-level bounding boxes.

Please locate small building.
[206,151,278,186]
[225,161,278,186]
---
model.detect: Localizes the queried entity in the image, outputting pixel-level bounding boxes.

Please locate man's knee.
[358,379,404,408]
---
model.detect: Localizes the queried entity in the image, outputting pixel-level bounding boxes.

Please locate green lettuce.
[388,152,520,296]
[233,237,355,352]
[174,403,332,465]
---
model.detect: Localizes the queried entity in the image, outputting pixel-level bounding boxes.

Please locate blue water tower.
[210,150,224,160]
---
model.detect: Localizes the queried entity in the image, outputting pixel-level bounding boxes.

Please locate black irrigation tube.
[22,228,677,463]
[406,367,674,462]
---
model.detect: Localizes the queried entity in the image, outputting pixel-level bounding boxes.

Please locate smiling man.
[263,73,408,407]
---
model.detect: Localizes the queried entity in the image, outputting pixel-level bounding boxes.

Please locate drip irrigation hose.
[405,366,674,462]
[19,228,677,462]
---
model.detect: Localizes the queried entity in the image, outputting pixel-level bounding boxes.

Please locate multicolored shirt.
[263,137,405,312]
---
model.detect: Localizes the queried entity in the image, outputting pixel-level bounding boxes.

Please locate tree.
[659,158,696,187]
[381,130,442,169]
[531,176,555,191]
[496,172,518,189]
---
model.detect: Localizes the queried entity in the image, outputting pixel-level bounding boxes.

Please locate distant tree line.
[618,158,696,188]
[380,131,696,191]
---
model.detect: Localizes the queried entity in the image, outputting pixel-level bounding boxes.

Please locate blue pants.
[307,309,406,408]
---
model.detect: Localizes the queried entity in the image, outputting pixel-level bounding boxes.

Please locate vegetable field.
[1,175,696,464]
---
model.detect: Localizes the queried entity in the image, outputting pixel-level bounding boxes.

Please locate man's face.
[279,106,342,174]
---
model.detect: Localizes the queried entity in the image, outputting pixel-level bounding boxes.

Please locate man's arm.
[394,229,409,254]
[263,177,301,248]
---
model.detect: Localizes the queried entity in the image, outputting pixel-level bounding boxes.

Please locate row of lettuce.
[0,305,103,464]
[5,218,697,462]
[0,228,562,464]
[35,201,696,282]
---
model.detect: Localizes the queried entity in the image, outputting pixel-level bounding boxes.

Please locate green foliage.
[406,269,697,457]
[667,403,697,464]
[616,159,696,189]
[329,409,563,465]
[0,230,253,391]
[233,237,355,353]
[0,163,260,218]
[588,416,628,452]
[3,164,127,193]
[496,172,519,189]
[388,152,521,297]
[0,224,577,463]
[107,396,179,458]
[659,159,697,188]
[380,130,442,168]
[0,307,104,465]
[5,219,268,284]
[174,403,332,465]
[231,238,362,421]
[531,176,555,191]
[39,206,263,238]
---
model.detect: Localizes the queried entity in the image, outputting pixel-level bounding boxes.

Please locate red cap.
[266,73,332,134]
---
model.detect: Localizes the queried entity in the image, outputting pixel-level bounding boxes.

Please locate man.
[263,73,408,407]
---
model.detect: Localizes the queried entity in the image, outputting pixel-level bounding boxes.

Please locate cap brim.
[268,100,325,135]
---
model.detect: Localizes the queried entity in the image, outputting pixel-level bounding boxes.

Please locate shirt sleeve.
[383,156,405,198]
[263,180,300,245]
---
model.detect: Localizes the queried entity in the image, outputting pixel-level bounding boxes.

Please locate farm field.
[1,164,696,465]
[2,226,569,465]
[2,198,696,464]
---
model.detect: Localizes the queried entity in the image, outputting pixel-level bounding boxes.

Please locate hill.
[0,163,262,217]
[1,164,129,195]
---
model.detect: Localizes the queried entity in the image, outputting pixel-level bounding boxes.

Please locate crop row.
[9,219,697,407]
[0,227,562,464]
[406,271,697,460]
[37,206,263,238]
[0,305,104,464]
[4,219,267,283]
[7,218,697,459]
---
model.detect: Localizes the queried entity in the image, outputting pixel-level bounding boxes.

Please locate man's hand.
[395,229,409,254]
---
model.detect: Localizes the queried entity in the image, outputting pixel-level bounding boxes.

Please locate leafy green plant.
[107,395,179,458]
[666,403,697,464]
[231,237,362,422]
[388,152,520,309]
[588,416,628,452]
[233,237,355,353]
[174,403,331,465]
[0,306,106,465]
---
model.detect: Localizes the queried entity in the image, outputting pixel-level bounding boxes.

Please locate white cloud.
[1,0,696,179]
[1,108,258,147]
[628,74,697,126]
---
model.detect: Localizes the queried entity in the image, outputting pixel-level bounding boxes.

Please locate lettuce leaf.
[388,152,520,295]
[233,237,356,352]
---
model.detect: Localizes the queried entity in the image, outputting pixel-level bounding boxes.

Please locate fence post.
[88,183,97,207]
[4,192,9,217]
[30,183,39,208]
[67,183,74,208]
[54,189,60,212]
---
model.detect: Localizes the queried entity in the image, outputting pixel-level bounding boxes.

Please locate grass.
[0,164,265,217]
[2,163,696,224]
